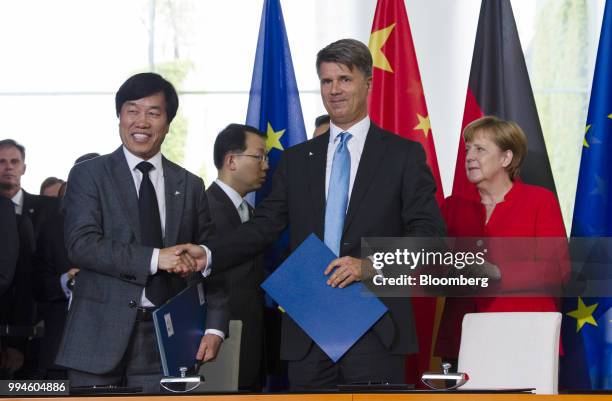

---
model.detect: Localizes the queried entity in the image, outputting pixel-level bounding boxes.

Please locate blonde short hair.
[463,116,528,180]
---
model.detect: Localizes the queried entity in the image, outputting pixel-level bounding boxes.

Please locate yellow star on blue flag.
[266,123,285,153]
[567,298,598,332]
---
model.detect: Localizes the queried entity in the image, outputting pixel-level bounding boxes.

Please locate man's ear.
[225,153,237,171]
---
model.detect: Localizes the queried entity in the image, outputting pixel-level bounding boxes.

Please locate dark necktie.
[16,211,35,254]
[136,161,170,306]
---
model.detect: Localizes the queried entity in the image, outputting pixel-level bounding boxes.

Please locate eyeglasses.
[232,153,269,163]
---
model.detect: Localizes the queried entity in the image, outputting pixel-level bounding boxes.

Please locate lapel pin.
[174,191,181,196]
[308,152,314,156]
[29,208,34,214]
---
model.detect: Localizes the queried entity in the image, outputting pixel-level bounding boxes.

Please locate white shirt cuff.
[200,245,212,278]
[60,273,72,299]
[205,328,225,340]
[151,248,160,275]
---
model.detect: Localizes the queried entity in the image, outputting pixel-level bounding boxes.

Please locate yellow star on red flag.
[368,23,396,73]
[414,114,431,137]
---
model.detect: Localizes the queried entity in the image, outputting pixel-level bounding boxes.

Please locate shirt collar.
[122,146,163,173]
[11,188,23,208]
[329,116,370,145]
[215,179,244,210]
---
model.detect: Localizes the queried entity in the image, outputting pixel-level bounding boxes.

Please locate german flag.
[452,0,557,197]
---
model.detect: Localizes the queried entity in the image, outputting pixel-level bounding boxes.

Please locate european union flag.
[562,0,612,389]
[246,0,307,272]
[246,0,307,204]
[245,0,307,390]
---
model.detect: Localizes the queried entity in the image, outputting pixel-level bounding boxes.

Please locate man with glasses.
[206,123,268,391]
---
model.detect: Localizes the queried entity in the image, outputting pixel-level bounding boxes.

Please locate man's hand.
[174,243,207,272]
[324,256,368,288]
[196,333,223,363]
[0,347,24,373]
[67,267,80,280]
[479,260,501,281]
[158,245,196,275]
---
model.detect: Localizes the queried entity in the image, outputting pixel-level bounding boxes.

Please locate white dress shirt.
[325,116,370,201]
[324,117,383,274]
[122,148,221,338]
[123,147,166,304]
[215,179,244,210]
[10,189,24,215]
[215,179,252,222]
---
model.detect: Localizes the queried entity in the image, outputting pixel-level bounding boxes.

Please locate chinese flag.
[368,0,443,387]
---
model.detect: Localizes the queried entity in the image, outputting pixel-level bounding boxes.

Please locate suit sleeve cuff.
[367,255,384,277]
[200,245,212,278]
[151,248,159,275]
[204,328,225,340]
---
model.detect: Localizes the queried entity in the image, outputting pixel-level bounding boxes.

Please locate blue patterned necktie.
[324,132,352,256]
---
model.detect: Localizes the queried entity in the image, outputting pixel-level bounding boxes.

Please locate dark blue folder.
[152,282,207,377]
[261,234,388,362]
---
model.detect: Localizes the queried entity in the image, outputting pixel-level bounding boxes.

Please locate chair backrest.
[457,312,561,394]
[196,320,243,392]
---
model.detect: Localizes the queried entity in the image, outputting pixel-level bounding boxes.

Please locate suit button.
[129,301,137,308]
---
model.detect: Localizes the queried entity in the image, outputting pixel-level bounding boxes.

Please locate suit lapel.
[21,191,36,222]
[209,182,241,228]
[308,134,329,238]
[163,157,186,247]
[108,147,141,241]
[343,124,387,235]
[19,191,37,252]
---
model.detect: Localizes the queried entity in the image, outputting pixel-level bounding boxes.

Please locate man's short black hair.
[213,124,266,169]
[115,72,179,123]
[0,139,26,161]
[315,114,330,128]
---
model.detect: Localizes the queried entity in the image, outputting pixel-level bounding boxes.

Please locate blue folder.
[261,234,388,362]
[152,282,207,377]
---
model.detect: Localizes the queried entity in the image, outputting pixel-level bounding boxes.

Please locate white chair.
[457,312,561,394]
[196,320,243,392]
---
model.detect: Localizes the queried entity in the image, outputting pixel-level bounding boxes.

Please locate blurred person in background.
[39,177,65,197]
[0,139,57,379]
[313,114,330,138]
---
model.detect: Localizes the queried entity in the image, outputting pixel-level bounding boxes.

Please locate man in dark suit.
[207,123,268,391]
[0,196,18,297]
[0,195,18,378]
[189,39,446,389]
[56,73,228,392]
[0,139,57,378]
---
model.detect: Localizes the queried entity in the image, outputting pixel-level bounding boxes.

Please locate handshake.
[158,244,208,277]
